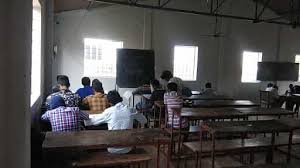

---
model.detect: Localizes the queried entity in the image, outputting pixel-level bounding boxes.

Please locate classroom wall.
[218,0,280,101]
[53,6,146,94]
[277,27,300,94]
[52,0,299,101]
[0,0,31,168]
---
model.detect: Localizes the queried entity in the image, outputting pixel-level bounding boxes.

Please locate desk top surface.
[190,100,259,108]
[43,128,169,151]
[181,107,244,119]
[202,120,292,134]
[183,95,234,101]
[234,107,295,116]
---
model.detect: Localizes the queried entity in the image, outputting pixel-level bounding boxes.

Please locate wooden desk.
[235,107,296,118]
[200,120,293,168]
[223,163,297,168]
[181,107,246,120]
[189,100,259,108]
[43,128,171,168]
[183,95,233,101]
[277,118,300,130]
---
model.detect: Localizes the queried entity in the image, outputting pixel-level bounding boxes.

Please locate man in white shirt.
[265,83,274,92]
[201,82,217,96]
[84,90,147,154]
[159,70,184,94]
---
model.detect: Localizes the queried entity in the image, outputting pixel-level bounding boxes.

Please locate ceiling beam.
[94,0,291,25]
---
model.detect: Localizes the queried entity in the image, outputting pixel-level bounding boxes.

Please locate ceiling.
[54,0,300,25]
[54,0,111,13]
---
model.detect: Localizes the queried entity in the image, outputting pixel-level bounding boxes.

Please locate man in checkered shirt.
[41,96,89,132]
[45,76,81,110]
[83,80,109,113]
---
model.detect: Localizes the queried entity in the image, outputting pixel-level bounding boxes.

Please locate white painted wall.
[54,6,146,93]
[52,0,300,101]
[0,0,31,168]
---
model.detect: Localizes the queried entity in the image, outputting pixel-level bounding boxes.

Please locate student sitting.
[41,96,89,132]
[45,76,81,110]
[83,81,109,112]
[136,79,165,110]
[52,75,67,94]
[201,82,217,96]
[285,84,295,96]
[84,90,147,154]
[265,83,274,92]
[76,77,93,99]
[164,82,188,129]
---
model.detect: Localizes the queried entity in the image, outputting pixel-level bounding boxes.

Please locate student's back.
[42,96,89,132]
[151,89,165,102]
[85,90,147,154]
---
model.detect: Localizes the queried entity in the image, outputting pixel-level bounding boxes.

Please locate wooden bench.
[184,135,300,154]
[183,135,300,167]
[223,163,297,168]
[72,148,152,168]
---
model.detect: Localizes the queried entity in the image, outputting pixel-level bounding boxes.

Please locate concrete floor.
[144,145,300,168]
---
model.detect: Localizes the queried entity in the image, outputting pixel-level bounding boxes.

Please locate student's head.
[205,82,212,89]
[150,79,161,91]
[50,96,65,109]
[92,81,104,93]
[267,83,273,88]
[160,70,173,81]
[289,84,294,89]
[58,76,70,91]
[107,90,123,106]
[167,82,178,92]
[56,75,63,82]
[81,77,91,87]
[92,79,102,86]
[273,85,278,90]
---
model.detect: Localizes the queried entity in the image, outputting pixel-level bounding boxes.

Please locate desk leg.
[159,107,162,128]
[167,143,171,168]
[287,131,293,162]
[211,133,215,168]
[267,132,275,163]
[199,128,203,168]
[157,143,160,168]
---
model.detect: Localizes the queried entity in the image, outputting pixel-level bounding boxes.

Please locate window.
[31,0,41,106]
[84,38,123,77]
[241,51,262,83]
[173,45,198,81]
[295,55,300,81]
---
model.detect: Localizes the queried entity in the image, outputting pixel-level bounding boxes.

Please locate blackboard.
[257,62,299,81]
[116,49,155,88]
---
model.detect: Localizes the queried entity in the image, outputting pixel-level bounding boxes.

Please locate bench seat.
[184,135,300,153]
[73,148,152,168]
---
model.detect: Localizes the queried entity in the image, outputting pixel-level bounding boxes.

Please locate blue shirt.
[76,86,93,99]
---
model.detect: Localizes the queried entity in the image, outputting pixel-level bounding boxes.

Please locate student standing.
[84,90,147,154]
[76,77,93,99]
[160,70,184,95]
[41,96,89,132]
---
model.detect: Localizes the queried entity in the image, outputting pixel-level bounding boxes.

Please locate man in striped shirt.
[41,96,89,132]
[164,82,188,129]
